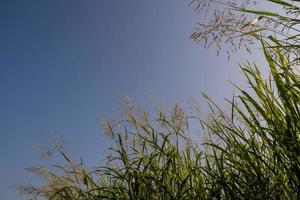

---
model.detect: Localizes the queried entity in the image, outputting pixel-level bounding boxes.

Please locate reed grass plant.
[15,0,300,198]
[15,37,300,199]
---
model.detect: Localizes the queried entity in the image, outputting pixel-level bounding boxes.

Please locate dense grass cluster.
[14,0,300,199]
[15,37,300,199]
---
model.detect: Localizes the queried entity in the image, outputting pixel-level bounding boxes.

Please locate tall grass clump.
[15,36,300,199]
[14,0,300,198]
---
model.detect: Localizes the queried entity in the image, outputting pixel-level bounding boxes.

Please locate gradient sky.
[0,1,267,199]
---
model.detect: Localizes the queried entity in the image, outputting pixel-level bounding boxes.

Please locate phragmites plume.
[170,104,187,132]
[189,0,262,56]
[189,0,300,63]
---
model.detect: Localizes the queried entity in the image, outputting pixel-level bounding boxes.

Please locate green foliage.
[15,37,300,199]
[16,0,300,199]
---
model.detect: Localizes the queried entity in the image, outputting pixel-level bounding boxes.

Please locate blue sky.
[0,1,267,199]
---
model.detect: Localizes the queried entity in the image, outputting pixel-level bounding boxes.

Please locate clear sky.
[0,1,266,199]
